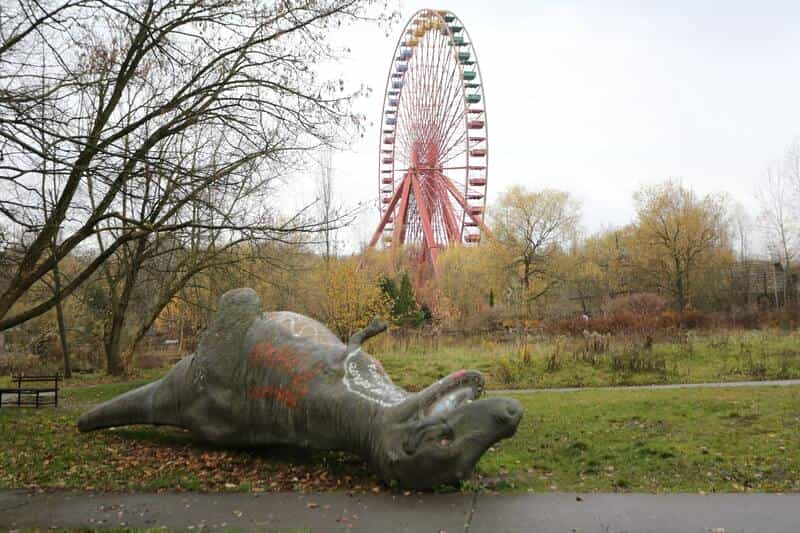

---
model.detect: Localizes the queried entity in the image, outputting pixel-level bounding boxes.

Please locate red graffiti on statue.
[249,384,299,407]
[246,342,324,408]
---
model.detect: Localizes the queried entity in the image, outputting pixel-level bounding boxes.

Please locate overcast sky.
[284,0,800,252]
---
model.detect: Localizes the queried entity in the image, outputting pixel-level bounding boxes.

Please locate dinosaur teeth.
[425,385,475,417]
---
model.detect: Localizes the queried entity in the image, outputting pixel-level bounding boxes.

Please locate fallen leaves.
[0,407,379,493]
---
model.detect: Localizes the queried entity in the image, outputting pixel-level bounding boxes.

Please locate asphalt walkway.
[2,490,799,532]
[490,378,800,395]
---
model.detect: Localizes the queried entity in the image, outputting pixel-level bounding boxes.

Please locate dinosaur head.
[371,370,523,489]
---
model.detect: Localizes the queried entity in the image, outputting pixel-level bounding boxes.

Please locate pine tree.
[379,276,399,316]
[395,272,417,318]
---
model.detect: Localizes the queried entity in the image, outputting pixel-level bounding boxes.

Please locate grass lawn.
[1,379,798,494]
[369,328,800,391]
[482,386,800,493]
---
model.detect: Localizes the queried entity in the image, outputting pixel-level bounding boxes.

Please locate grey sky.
[288,1,800,251]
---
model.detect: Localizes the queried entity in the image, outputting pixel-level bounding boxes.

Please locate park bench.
[0,375,60,408]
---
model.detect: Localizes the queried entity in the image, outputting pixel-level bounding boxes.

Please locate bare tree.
[315,147,338,262]
[757,156,797,304]
[490,185,581,312]
[730,202,753,263]
[27,29,74,376]
[90,134,323,374]
[0,0,384,332]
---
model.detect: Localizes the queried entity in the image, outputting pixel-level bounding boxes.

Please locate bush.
[0,354,60,376]
[545,304,715,338]
[547,311,660,337]
[602,293,667,317]
[458,306,511,333]
[759,306,800,330]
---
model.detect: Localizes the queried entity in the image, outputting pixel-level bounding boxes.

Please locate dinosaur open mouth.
[424,372,484,417]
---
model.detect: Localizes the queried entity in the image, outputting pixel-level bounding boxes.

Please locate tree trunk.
[522,259,531,289]
[676,279,686,310]
[104,312,126,376]
[55,301,71,378]
[51,263,72,378]
[178,314,184,353]
[103,276,136,377]
[674,256,687,310]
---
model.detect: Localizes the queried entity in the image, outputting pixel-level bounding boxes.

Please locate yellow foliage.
[434,246,501,323]
[305,258,392,340]
[489,185,581,315]
[628,180,733,308]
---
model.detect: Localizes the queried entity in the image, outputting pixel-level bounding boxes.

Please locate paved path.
[2,490,799,532]
[490,378,800,395]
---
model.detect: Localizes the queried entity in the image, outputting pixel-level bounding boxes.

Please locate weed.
[545,337,566,372]
[577,330,609,365]
[709,333,730,350]
[368,328,800,391]
[496,357,517,385]
[609,348,666,374]
[748,357,768,379]
[517,340,533,367]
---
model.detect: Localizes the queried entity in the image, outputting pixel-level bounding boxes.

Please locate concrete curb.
[2,490,799,532]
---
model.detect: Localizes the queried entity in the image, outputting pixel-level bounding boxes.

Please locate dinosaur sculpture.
[78,288,523,489]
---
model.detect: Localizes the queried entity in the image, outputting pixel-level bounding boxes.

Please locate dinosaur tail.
[77,380,176,432]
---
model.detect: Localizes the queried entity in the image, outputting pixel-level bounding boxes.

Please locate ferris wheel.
[368,9,490,275]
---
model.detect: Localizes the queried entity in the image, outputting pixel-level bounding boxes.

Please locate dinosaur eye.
[437,426,455,447]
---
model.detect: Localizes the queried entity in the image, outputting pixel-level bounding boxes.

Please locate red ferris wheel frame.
[368,9,491,276]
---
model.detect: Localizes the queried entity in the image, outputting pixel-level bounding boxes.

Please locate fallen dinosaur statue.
[78,288,523,489]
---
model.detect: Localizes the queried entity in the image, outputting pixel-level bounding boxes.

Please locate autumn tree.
[490,186,581,313]
[304,258,391,340]
[628,181,731,310]
[434,245,502,323]
[566,235,607,315]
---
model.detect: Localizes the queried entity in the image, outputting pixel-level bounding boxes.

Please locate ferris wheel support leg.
[368,174,409,249]
[439,173,494,240]
[432,176,461,242]
[410,174,440,275]
[393,173,413,245]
